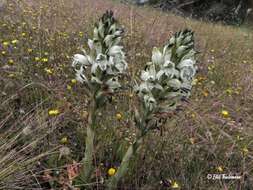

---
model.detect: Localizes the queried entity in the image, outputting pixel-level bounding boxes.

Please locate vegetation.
[0,0,253,189]
[130,0,253,25]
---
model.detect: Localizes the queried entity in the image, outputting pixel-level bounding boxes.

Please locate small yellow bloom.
[35,57,40,61]
[189,138,195,144]
[242,147,249,155]
[217,166,223,172]
[11,39,18,44]
[79,31,83,37]
[221,110,229,118]
[21,32,26,37]
[192,78,198,86]
[67,85,72,90]
[226,88,232,95]
[116,113,123,121]
[191,113,196,118]
[27,48,33,53]
[3,41,9,46]
[44,68,53,75]
[211,49,215,53]
[237,135,243,141]
[202,91,209,97]
[8,59,14,65]
[71,79,77,84]
[1,51,6,55]
[172,181,180,189]
[60,137,68,144]
[41,58,48,62]
[48,109,60,116]
[108,168,116,176]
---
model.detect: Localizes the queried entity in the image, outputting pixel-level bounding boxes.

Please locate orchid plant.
[107,30,197,189]
[71,10,197,189]
[72,11,127,183]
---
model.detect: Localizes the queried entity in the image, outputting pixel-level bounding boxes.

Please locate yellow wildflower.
[41,58,48,62]
[237,135,243,141]
[11,39,18,44]
[242,147,249,155]
[191,113,196,118]
[108,168,116,176]
[48,109,60,116]
[35,57,40,61]
[192,78,198,86]
[27,48,33,53]
[202,91,209,97]
[1,51,6,55]
[8,59,14,65]
[221,110,229,118]
[67,85,72,90]
[189,138,195,145]
[21,32,26,37]
[71,79,77,84]
[172,181,180,189]
[44,68,53,75]
[3,41,9,46]
[116,113,123,121]
[60,137,68,144]
[217,166,223,172]
[79,31,83,37]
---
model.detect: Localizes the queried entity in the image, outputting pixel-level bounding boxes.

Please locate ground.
[0,0,253,189]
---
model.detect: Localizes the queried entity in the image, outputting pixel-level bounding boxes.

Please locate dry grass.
[0,0,253,189]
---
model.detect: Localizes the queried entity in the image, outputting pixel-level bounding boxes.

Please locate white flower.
[108,45,123,56]
[106,78,121,90]
[177,59,195,69]
[167,79,181,89]
[144,95,157,111]
[88,39,94,50]
[141,63,156,81]
[180,65,196,82]
[152,47,163,65]
[72,54,90,67]
[104,35,114,47]
[75,66,88,83]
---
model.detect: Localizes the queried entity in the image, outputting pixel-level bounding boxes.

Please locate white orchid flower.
[180,66,196,82]
[108,45,123,56]
[152,47,163,65]
[75,66,88,83]
[72,54,91,67]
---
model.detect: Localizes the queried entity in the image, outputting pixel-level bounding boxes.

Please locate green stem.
[82,100,97,183]
[107,137,143,190]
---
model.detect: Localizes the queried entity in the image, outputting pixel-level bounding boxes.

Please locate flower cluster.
[135,30,197,114]
[72,11,127,104]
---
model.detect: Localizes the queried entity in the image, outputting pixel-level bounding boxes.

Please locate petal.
[177,59,194,69]
[152,47,163,65]
[73,54,90,66]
